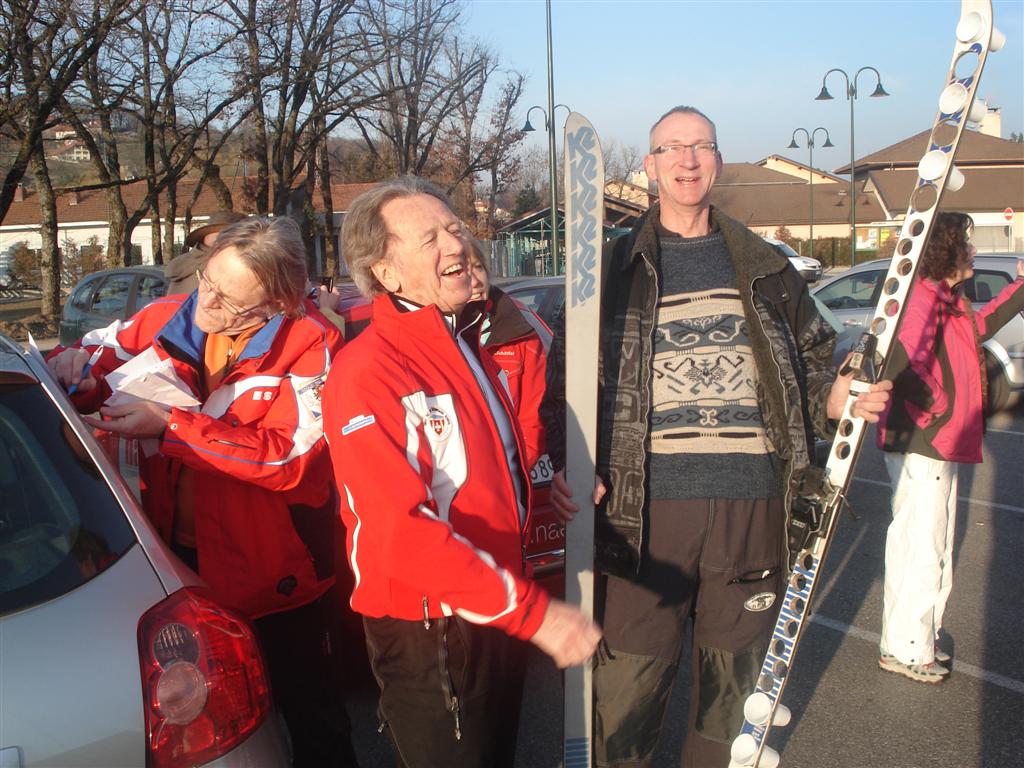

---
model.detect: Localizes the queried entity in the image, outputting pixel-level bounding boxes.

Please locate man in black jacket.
[541,105,891,768]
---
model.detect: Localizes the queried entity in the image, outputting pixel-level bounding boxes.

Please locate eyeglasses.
[195,269,265,317]
[651,141,718,157]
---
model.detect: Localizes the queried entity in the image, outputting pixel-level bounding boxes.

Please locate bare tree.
[0,0,133,221]
[350,0,482,177]
[602,139,646,199]
[226,0,383,219]
[64,0,248,266]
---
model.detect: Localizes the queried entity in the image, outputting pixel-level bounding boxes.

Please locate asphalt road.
[344,402,1024,768]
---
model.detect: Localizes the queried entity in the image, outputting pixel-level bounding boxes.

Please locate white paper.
[104,347,201,410]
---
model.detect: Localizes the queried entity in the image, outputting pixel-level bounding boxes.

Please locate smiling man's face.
[372,194,472,314]
[644,110,722,224]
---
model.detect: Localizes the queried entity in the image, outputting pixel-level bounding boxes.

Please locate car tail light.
[138,588,272,768]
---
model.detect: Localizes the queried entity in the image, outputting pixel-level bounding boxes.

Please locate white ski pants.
[880,451,958,665]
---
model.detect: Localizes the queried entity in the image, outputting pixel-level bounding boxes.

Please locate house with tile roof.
[835,128,1024,251]
[0,177,378,275]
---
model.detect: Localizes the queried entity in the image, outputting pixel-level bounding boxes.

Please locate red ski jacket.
[322,294,549,641]
[59,293,344,618]
[481,285,551,470]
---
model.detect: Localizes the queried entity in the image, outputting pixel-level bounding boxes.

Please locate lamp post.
[519,0,565,275]
[815,66,888,266]
[522,103,570,276]
[787,127,833,258]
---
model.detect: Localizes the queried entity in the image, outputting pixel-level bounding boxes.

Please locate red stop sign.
[1005,207,1015,221]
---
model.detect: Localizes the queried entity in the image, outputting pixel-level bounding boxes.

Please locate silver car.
[762,238,823,283]
[0,334,290,768]
[813,254,1024,411]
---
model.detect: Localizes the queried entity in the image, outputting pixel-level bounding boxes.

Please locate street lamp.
[815,66,889,266]
[787,127,833,258]
[519,0,565,275]
[522,103,570,276]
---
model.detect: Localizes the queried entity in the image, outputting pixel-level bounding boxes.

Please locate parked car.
[497,276,565,329]
[0,333,290,768]
[60,266,168,346]
[762,237,823,283]
[813,254,1024,411]
[335,284,565,583]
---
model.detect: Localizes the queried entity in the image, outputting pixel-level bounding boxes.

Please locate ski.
[728,3,1003,767]
[562,111,604,768]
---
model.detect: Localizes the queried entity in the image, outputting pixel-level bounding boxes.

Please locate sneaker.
[879,653,949,684]
[934,646,952,664]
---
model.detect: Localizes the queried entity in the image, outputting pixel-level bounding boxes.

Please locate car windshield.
[0,375,136,616]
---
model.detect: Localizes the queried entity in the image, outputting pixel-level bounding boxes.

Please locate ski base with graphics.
[562,111,604,768]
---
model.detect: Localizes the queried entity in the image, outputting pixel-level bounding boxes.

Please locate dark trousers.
[594,498,785,768]
[363,614,527,768]
[253,596,361,768]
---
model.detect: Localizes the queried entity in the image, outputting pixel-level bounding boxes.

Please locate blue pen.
[68,347,103,395]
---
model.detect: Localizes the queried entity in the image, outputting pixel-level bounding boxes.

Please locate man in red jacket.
[47,217,356,767]
[323,177,600,768]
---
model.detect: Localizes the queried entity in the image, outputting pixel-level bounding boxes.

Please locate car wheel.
[984,351,1010,414]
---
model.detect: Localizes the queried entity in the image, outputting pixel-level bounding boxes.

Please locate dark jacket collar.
[483,285,535,347]
[617,203,790,286]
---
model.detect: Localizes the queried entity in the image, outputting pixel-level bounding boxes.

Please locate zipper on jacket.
[422,596,431,630]
[454,321,530,542]
[436,618,462,741]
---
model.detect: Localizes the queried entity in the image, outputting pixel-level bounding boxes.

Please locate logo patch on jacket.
[296,377,325,418]
[426,406,452,440]
[342,413,375,435]
[744,592,777,612]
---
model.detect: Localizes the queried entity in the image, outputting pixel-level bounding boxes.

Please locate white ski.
[728,3,1003,767]
[563,111,604,768]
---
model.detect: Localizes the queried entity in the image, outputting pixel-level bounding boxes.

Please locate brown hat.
[185,210,248,249]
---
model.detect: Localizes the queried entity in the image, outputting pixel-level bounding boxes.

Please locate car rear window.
[0,378,136,616]
[90,274,134,317]
[963,270,1011,304]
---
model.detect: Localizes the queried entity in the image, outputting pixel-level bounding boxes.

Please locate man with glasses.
[542,105,890,767]
[48,217,358,767]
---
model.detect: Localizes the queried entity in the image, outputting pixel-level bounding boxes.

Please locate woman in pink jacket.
[877,212,1024,684]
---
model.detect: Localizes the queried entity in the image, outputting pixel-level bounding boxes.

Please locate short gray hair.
[649,105,718,150]
[342,176,454,298]
[206,216,308,318]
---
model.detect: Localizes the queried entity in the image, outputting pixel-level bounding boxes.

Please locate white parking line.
[809,614,1024,695]
[854,477,1024,514]
[987,427,1024,436]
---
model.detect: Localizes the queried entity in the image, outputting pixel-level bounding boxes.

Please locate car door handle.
[843,319,863,327]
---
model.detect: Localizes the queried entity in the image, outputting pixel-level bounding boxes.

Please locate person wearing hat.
[165,210,248,294]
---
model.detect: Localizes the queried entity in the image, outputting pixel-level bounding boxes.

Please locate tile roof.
[1,177,380,228]
[866,167,1024,217]
[710,176,874,227]
[835,129,1024,174]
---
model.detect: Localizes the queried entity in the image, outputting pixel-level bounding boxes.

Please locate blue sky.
[462,0,1024,171]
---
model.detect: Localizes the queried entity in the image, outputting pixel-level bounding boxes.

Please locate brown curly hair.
[920,212,973,282]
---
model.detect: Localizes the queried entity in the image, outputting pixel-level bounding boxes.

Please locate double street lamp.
[787,127,833,257]
[523,103,570,276]
[815,66,889,266]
